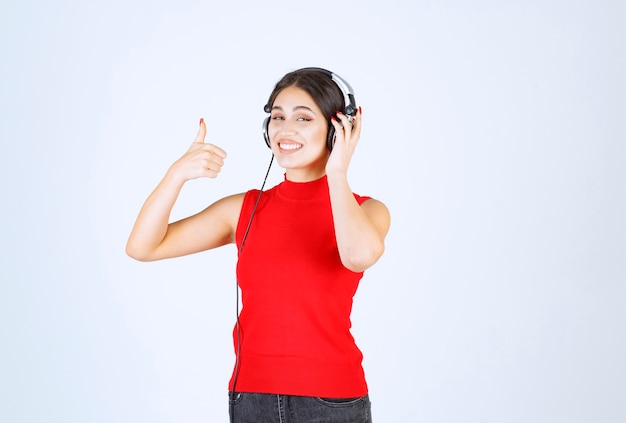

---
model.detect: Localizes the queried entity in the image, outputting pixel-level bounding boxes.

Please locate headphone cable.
[230,153,274,422]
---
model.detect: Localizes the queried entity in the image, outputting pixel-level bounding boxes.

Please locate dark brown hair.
[264,68,346,129]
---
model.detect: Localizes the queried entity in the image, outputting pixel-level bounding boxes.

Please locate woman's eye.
[271,115,311,122]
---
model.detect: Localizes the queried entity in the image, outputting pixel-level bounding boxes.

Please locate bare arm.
[126,119,241,261]
[327,174,390,272]
[326,108,391,272]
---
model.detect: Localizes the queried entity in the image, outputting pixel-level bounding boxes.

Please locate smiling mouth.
[279,143,302,151]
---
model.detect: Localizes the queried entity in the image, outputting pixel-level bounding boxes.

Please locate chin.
[275,156,302,170]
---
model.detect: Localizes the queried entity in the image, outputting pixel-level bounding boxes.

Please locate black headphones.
[262,67,357,150]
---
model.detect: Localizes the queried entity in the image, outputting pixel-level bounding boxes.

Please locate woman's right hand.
[169,118,227,182]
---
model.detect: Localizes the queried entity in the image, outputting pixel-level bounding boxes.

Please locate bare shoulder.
[360,198,391,237]
[168,192,247,252]
[195,192,246,229]
[210,192,246,213]
[360,197,390,216]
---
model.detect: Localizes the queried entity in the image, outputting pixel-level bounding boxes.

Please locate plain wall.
[1,1,624,422]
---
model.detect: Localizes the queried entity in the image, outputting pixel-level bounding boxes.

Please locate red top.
[228,175,370,397]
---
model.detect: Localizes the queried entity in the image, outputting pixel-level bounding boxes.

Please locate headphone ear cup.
[327,125,336,150]
[262,117,271,148]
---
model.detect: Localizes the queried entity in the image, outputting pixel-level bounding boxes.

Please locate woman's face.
[267,85,329,181]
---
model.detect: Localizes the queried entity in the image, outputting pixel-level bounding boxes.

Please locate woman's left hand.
[325,107,362,176]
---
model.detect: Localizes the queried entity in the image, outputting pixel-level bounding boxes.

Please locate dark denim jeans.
[228,392,372,423]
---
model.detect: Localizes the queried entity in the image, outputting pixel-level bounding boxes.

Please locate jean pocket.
[315,396,364,407]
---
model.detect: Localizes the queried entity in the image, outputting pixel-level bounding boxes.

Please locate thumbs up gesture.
[170,118,228,182]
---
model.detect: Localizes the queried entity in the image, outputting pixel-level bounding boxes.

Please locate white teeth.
[280,143,302,150]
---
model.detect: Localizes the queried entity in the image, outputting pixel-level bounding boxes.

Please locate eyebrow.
[271,105,317,114]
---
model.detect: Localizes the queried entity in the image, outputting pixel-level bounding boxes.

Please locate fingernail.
[330,116,337,121]
[359,106,362,115]
[199,118,204,125]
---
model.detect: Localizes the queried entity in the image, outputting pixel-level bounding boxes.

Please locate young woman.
[127,68,390,422]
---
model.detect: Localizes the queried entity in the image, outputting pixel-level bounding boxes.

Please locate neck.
[285,168,326,183]
[284,155,328,182]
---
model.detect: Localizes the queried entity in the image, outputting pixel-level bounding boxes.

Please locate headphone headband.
[296,67,357,116]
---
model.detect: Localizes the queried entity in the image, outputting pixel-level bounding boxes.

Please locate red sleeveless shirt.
[228,175,370,397]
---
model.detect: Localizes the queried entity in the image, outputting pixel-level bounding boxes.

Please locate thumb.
[192,117,207,144]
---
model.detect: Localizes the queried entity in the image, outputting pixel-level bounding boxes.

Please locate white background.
[1,1,625,422]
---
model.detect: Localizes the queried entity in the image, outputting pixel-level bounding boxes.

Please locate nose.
[270,119,296,140]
